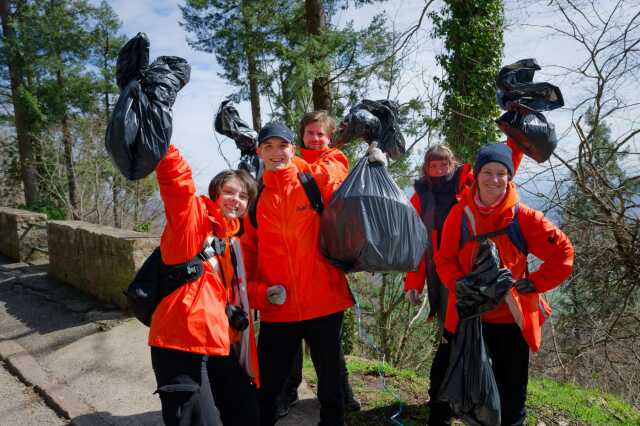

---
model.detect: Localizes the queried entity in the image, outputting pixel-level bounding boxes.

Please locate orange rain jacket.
[241,147,354,322]
[149,145,259,381]
[404,139,523,297]
[434,182,574,351]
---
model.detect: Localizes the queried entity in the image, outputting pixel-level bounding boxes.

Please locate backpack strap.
[297,171,324,214]
[248,183,265,229]
[248,172,323,229]
[459,203,528,255]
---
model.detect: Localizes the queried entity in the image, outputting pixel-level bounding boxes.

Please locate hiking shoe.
[275,391,299,419]
[343,382,361,412]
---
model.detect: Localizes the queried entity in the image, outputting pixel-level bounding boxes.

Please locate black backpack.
[124,238,226,326]
[248,171,323,228]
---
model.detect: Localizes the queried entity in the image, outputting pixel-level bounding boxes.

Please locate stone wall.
[47,221,159,308]
[0,207,48,262]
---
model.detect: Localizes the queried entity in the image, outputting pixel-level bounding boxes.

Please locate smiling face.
[215,176,249,219]
[477,162,509,205]
[302,121,331,151]
[257,137,295,171]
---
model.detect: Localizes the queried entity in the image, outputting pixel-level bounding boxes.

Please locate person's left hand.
[367,142,388,166]
[514,278,537,294]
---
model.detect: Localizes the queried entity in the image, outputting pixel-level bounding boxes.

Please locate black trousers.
[482,322,530,426]
[280,341,350,399]
[258,311,345,426]
[428,330,453,426]
[151,346,259,426]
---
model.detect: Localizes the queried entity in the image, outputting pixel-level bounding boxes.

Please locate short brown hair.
[208,169,258,206]
[298,110,336,144]
[423,144,456,175]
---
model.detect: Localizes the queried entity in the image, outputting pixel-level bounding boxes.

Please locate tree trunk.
[57,69,79,219]
[0,0,40,206]
[305,0,332,112]
[247,51,262,131]
[112,175,121,228]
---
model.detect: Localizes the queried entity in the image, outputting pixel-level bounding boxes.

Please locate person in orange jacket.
[275,111,361,419]
[434,143,574,425]
[241,121,365,426]
[404,140,523,425]
[149,144,260,426]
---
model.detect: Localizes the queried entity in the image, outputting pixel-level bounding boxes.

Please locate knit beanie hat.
[473,143,514,177]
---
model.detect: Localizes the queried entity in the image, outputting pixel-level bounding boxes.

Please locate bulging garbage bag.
[116,32,150,91]
[320,156,429,272]
[106,33,191,181]
[334,100,406,160]
[496,109,558,163]
[496,58,564,112]
[214,100,258,153]
[438,317,501,426]
[213,100,263,180]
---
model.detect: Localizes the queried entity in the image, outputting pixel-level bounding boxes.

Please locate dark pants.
[151,346,259,426]
[258,311,345,426]
[482,322,530,426]
[280,341,350,399]
[428,330,453,426]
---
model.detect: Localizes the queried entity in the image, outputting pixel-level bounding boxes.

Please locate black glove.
[514,278,536,293]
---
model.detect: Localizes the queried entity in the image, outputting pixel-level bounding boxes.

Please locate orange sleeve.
[155,144,206,263]
[303,149,349,202]
[404,192,426,291]
[519,206,574,293]
[507,137,525,174]
[240,215,268,310]
[434,204,467,292]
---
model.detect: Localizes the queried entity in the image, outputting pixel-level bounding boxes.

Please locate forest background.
[0,0,638,411]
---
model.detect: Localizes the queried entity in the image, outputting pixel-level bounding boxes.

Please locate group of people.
[147,109,574,426]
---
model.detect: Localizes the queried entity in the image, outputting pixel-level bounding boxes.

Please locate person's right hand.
[266,285,286,305]
[405,289,423,306]
[367,142,388,166]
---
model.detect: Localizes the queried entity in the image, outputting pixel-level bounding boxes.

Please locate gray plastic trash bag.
[438,317,501,426]
[105,33,191,181]
[334,100,406,160]
[320,156,428,272]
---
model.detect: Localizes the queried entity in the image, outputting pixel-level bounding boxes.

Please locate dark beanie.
[258,122,294,145]
[473,143,514,177]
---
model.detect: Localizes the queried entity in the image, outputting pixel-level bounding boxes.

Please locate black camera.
[226,304,249,331]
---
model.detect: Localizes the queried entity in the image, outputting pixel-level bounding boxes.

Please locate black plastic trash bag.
[214,100,258,152]
[106,33,191,180]
[455,240,514,319]
[496,108,558,163]
[116,32,150,91]
[213,100,263,180]
[334,100,406,160]
[320,156,428,272]
[437,317,501,426]
[496,58,564,112]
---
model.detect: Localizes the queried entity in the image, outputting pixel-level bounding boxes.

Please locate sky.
[102,0,638,204]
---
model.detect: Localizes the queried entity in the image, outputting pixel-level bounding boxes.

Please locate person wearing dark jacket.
[435,143,574,425]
